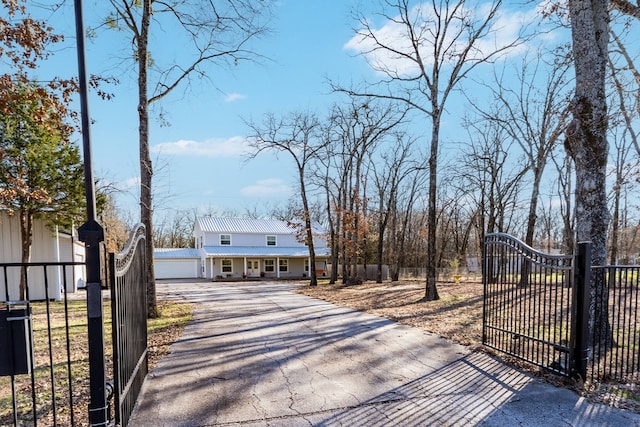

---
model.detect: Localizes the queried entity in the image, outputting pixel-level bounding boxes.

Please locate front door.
[247,260,260,277]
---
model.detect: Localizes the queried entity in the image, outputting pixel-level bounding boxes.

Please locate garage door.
[155,259,199,279]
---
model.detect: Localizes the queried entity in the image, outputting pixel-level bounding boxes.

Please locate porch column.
[277,256,280,279]
[243,257,247,277]
[210,257,214,279]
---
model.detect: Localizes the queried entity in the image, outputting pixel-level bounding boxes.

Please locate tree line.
[2,1,640,322]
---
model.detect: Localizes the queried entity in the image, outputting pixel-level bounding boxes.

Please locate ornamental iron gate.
[109,224,148,427]
[483,233,640,384]
[482,233,582,378]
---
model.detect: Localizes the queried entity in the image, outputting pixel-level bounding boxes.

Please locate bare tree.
[320,98,406,284]
[607,21,640,264]
[459,116,528,243]
[475,50,572,247]
[388,170,428,280]
[335,0,527,300]
[245,111,325,287]
[98,0,273,316]
[550,153,575,255]
[607,129,639,264]
[370,133,419,283]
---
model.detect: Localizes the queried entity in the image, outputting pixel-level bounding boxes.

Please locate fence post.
[74,0,108,424]
[571,241,591,381]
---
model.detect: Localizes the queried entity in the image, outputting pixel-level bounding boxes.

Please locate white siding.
[204,232,304,248]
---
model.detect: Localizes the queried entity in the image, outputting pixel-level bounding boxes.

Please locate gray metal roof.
[154,248,201,259]
[196,217,325,235]
[202,246,330,258]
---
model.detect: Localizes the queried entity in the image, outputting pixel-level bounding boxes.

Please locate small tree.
[0,82,85,299]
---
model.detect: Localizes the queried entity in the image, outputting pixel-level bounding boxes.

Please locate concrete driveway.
[128,281,640,426]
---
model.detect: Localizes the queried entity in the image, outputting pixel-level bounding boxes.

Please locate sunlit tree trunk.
[566,0,611,348]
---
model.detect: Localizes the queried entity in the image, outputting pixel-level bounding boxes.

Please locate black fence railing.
[109,224,147,427]
[484,233,640,387]
[0,261,87,426]
[482,233,575,377]
[590,265,640,383]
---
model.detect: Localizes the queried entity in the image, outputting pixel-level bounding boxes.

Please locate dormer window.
[266,235,277,246]
[220,234,231,245]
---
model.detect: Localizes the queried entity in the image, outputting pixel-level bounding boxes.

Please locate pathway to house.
[129,281,640,426]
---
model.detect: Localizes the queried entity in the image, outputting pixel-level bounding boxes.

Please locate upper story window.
[220,234,231,245]
[266,235,277,246]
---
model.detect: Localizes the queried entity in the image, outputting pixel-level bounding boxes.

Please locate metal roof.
[196,217,325,235]
[202,246,330,258]
[154,248,201,259]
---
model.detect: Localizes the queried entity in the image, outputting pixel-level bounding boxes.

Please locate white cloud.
[151,136,251,158]
[240,178,292,198]
[224,93,247,102]
[344,2,541,76]
[120,176,140,189]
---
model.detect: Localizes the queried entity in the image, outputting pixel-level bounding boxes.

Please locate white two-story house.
[194,217,330,280]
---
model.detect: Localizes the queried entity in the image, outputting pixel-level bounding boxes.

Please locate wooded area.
[3,0,640,306]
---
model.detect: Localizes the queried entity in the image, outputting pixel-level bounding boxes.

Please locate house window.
[264,259,275,272]
[221,259,232,273]
[279,259,288,272]
[266,235,277,246]
[304,259,309,272]
[220,234,231,245]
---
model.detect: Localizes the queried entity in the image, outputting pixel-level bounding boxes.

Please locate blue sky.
[33,1,552,220]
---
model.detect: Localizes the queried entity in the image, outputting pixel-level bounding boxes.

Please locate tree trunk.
[19,210,33,300]
[325,177,338,285]
[567,0,611,348]
[139,0,158,318]
[425,113,440,301]
[299,175,317,287]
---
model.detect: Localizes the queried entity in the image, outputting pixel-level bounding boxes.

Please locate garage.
[154,248,201,279]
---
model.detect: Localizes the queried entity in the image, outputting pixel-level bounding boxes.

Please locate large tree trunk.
[425,113,440,301]
[139,0,158,318]
[566,0,611,348]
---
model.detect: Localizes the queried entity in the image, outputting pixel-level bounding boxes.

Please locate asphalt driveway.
[128,281,640,426]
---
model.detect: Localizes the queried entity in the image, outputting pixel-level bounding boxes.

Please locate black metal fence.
[590,265,640,383]
[0,261,87,426]
[109,224,148,427]
[483,233,640,385]
[482,233,575,377]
